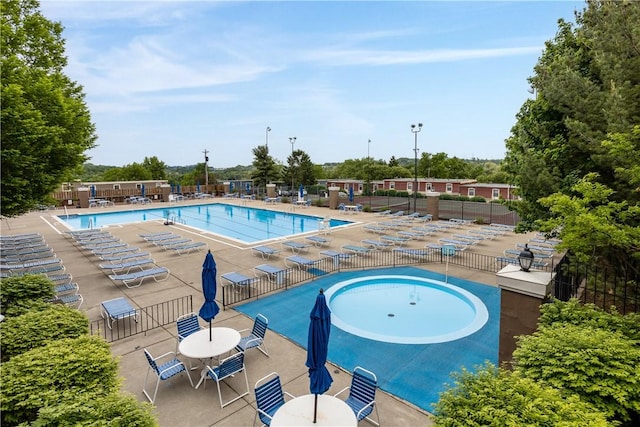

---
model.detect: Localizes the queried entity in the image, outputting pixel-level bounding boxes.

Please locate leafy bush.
[469,196,487,202]
[32,392,157,427]
[433,363,608,426]
[539,298,640,341]
[474,216,485,224]
[513,323,640,423]
[1,335,120,425]
[1,305,89,361]
[0,275,55,314]
[438,194,456,200]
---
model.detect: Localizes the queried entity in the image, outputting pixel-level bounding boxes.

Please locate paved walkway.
[1,199,556,426]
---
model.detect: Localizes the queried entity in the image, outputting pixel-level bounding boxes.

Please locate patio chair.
[204,351,250,408]
[100,297,139,329]
[281,241,311,254]
[49,292,83,309]
[169,241,206,255]
[253,264,289,285]
[92,246,140,257]
[155,238,192,248]
[221,272,256,292]
[390,210,405,217]
[235,313,269,357]
[398,230,430,240]
[341,244,372,256]
[284,255,319,270]
[334,366,380,426]
[363,224,388,234]
[452,234,483,244]
[108,266,170,288]
[305,235,330,248]
[98,251,150,262]
[320,250,354,267]
[360,239,394,251]
[254,372,295,427]
[175,312,203,355]
[375,209,391,216]
[379,235,411,246]
[251,245,280,259]
[98,257,156,274]
[143,348,193,404]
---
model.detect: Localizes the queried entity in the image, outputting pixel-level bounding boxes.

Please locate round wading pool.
[324,275,489,344]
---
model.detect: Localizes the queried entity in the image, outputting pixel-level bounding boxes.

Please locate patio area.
[1,198,554,426]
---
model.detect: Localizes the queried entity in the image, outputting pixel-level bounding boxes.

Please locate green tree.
[503,1,640,267]
[433,363,608,426]
[283,149,316,188]
[142,156,167,180]
[1,0,96,217]
[251,145,279,191]
[101,163,152,181]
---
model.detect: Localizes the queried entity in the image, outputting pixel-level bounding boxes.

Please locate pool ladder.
[166,215,186,225]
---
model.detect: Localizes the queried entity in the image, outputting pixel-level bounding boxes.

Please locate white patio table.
[178,327,241,389]
[271,394,357,426]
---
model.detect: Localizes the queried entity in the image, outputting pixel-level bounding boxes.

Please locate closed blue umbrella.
[348,186,354,203]
[199,250,219,341]
[246,182,251,195]
[90,185,96,198]
[171,183,175,193]
[299,184,304,200]
[230,182,234,192]
[141,184,145,198]
[177,184,181,194]
[197,181,200,193]
[306,288,333,423]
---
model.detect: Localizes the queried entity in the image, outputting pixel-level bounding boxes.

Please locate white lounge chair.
[99,258,156,274]
[253,264,289,285]
[305,235,330,248]
[169,242,206,255]
[281,241,311,254]
[284,255,319,270]
[221,272,256,292]
[108,266,170,288]
[251,246,280,259]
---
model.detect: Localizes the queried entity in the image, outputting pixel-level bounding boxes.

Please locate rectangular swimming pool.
[56,204,350,244]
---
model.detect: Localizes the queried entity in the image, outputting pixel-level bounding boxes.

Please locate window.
[446,183,453,193]
[407,182,413,191]
[389,182,396,190]
[373,184,378,192]
[358,184,363,192]
[113,184,121,190]
[426,183,433,192]
[492,188,500,199]
[467,188,475,197]
[136,184,142,190]
[62,183,72,192]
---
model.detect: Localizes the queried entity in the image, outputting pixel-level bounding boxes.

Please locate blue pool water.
[56,203,350,243]
[324,275,488,344]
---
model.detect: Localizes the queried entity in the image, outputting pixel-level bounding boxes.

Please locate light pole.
[265,126,271,148]
[367,139,371,199]
[203,149,209,189]
[289,136,296,195]
[411,123,423,213]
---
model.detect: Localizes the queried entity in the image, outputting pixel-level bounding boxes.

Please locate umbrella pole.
[313,393,318,423]
[209,320,212,341]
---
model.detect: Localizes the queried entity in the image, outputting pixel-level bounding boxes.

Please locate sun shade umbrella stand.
[199,250,220,341]
[305,288,333,423]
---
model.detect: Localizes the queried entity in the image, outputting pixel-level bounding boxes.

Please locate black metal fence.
[90,295,194,342]
[553,255,639,315]
[220,248,555,308]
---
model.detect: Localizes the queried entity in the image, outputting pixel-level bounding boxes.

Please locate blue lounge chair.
[515,243,555,253]
[504,248,552,259]
[92,246,139,256]
[251,245,280,259]
[169,242,206,255]
[305,235,330,248]
[437,238,473,250]
[320,250,354,267]
[496,256,548,269]
[379,235,411,246]
[99,258,156,274]
[139,231,174,239]
[0,257,62,272]
[98,251,150,262]
[375,210,391,216]
[82,242,127,251]
[77,237,120,247]
[155,238,192,248]
[221,272,255,292]
[101,297,139,329]
[360,239,394,251]
[284,255,319,269]
[393,248,432,260]
[397,230,429,240]
[281,241,311,254]
[452,234,483,244]
[253,264,289,285]
[108,266,170,288]
[363,225,388,234]
[390,210,405,217]
[341,244,372,256]
[144,233,180,243]
[49,292,83,309]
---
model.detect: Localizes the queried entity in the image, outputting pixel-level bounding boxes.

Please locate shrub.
[1,335,120,425]
[469,196,487,202]
[513,323,640,423]
[1,305,89,361]
[32,392,157,427]
[433,363,608,426]
[539,298,640,341]
[0,274,55,314]
[474,216,485,225]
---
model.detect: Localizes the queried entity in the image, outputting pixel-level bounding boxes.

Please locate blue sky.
[40,1,584,168]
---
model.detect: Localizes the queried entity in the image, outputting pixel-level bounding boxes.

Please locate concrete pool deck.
[1,198,558,426]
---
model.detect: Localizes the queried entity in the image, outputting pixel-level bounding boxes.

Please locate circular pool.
[324,275,488,344]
